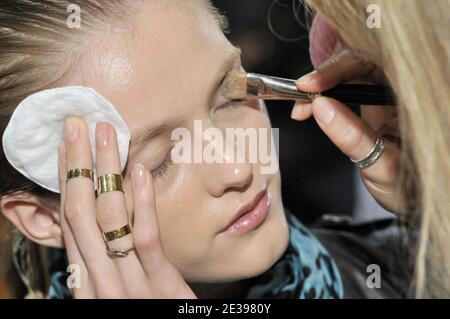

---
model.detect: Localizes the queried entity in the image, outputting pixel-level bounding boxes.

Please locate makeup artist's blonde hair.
[0,0,227,298]
[306,0,450,298]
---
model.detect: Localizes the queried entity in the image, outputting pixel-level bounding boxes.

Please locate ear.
[0,192,63,248]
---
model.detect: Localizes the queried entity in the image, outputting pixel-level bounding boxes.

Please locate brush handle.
[322,84,396,106]
[247,73,396,105]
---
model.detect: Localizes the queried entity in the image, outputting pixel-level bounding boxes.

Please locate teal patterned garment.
[245,211,344,298]
[47,210,343,299]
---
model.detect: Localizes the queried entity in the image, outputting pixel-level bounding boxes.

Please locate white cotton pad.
[2,86,131,193]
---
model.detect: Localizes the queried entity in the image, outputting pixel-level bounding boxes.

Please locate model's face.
[67,1,288,282]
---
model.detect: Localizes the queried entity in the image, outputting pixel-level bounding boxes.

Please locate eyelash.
[151,100,245,180]
[151,149,174,180]
[218,99,246,110]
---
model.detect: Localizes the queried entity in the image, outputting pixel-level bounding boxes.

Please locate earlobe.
[0,193,64,248]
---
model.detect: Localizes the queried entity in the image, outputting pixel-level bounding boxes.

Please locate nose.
[204,161,254,197]
[200,129,254,197]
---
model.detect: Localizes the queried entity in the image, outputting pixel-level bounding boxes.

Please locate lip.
[218,189,271,236]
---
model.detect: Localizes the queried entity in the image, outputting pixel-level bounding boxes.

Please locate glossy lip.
[217,188,270,236]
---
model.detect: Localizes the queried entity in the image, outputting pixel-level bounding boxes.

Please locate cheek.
[150,167,213,267]
[123,166,213,270]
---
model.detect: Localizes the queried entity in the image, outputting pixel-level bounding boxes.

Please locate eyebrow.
[131,48,242,149]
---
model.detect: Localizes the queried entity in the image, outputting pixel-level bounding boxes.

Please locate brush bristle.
[222,71,247,100]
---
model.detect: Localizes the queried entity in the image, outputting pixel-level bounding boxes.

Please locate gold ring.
[102,224,132,242]
[67,168,94,181]
[96,174,124,197]
[106,245,136,258]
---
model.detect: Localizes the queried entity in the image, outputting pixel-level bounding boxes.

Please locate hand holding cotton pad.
[2,86,131,193]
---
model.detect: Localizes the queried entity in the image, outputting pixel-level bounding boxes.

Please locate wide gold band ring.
[102,224,132,242]
[67,168,94,182]
[96,174,124,197]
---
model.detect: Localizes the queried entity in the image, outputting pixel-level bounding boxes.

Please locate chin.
[186,203,290,284]
[235,204,290,280]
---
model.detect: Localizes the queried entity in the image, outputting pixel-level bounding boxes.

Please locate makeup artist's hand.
[292,49,402,213]
[58,118,196,299]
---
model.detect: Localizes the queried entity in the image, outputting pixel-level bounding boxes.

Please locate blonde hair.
[306,0,450,298]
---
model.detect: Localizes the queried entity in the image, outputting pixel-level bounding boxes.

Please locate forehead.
[88,1,236,136]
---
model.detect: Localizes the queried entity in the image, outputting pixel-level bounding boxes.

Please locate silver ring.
[351,137,386,169]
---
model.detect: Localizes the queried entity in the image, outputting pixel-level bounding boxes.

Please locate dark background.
[213,0,355,224]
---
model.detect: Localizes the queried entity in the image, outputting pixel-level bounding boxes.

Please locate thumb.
[312,96,377,160]
[311,97,400,186]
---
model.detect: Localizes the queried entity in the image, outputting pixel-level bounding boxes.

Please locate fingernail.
[64,117,79,143]
[132,164,147,187]
[296,70,317,84]
[96,122,110,149]
[291,104,304,120]
[313,97,335,125]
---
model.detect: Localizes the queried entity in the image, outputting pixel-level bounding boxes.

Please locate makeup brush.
[222,71,396,106]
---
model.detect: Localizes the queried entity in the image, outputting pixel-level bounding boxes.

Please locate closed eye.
[217,99,247,111]
[151,148,174,180]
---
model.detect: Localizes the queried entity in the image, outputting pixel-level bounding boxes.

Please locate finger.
[361,104,397,132]
[296,49,377,92]
[95,122,149,297]
[311,97,400,185]
[131,165,165,273]
[58,141,93,298]
[377,119,401,147]
[131,165,195,298]
[63,117,125,297]
[291,101,313,121]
